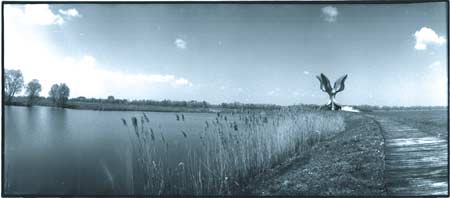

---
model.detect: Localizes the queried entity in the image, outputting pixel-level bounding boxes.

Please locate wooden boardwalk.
[372,116,448,196]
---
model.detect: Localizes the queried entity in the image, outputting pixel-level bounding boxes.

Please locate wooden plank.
[385,145,447,152]
[371,116,448,196]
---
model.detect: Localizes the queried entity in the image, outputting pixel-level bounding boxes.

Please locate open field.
[371,109,448,140]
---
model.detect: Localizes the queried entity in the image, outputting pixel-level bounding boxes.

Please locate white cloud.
[174,78,192,87]
[24,4,64,25]
[22,4,63,25]
[267,88,281,96]
[321,6,338,22]
[175,38,187,49]
[5,4,81,26]
[59,8,81,18]
[414,27,446,50]
[428,61,441,69]
[4,5,25,19]
[7,54,193,98]
[303,71,310,75]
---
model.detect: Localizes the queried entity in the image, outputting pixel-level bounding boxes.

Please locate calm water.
[4,105,215,195]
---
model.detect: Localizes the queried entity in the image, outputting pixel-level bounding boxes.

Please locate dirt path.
[371,115,448,196]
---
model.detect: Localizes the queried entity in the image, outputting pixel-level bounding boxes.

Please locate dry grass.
[121,107,345,195]
[244,113,386,196]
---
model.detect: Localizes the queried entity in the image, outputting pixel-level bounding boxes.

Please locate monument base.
[319,103,342,111]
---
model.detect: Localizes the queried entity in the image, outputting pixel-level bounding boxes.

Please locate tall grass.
[122,108,345,195]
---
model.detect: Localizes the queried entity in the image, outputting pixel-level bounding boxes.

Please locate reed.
[121,108,345,195]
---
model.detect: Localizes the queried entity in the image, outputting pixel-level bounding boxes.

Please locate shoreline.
[4,102,285,113]
[4,103,216,113]
[4,99,447,113]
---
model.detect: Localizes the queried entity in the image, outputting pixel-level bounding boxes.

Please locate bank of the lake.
[5,96,288,113]
[5,101,213,113]
[238,112,386,196]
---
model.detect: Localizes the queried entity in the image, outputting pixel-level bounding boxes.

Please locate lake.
[4,105,346,195]
[4,105,216,195]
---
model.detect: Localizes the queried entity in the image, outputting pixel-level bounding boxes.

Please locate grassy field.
[121,108,345,195]
[371,109,448,140]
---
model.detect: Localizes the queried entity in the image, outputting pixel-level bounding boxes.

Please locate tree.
[57,83,70,107]
[107,96,115,102]
[49,83,70,107]
[202,101,208,108]
[4,69,24,103]
[25,79,42,106]
[49,84,59,104]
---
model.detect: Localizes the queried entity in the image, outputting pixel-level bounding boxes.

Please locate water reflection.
[5,105,214,195]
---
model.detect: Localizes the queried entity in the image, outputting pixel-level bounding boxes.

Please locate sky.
[3,3,448,106]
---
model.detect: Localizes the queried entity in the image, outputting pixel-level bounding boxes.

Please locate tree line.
[4,69,70,107]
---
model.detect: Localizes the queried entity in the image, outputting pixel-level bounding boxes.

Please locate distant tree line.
[4,69,70,107]
[4,69,446,111]
[355,105,447,111]
[219,102,281,110]
[71,97,210,108]
[70,96,282,110]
